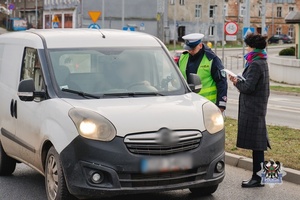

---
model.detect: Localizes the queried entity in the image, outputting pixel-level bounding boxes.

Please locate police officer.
[178,33,227,112]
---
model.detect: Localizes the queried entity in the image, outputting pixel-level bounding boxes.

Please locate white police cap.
[182,33,205,50]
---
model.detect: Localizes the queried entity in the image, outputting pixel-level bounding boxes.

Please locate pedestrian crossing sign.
[243,27,255,38]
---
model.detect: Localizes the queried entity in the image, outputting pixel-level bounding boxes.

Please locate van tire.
[189,184,219,196]
[0,142,16,176]
[45,147,76,200]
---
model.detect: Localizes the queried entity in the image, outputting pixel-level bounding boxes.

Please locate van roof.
[0,29,162,49]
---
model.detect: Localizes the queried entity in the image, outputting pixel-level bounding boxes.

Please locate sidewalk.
[225,152,300,185]
[0,27,7,34]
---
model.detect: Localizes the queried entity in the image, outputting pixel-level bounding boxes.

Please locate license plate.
[141,155,192,173]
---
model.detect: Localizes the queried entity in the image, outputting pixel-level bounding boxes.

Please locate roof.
[0,29,161,49]
[285,11,300,24]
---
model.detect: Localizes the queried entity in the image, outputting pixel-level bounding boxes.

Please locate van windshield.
[48,47,187,98]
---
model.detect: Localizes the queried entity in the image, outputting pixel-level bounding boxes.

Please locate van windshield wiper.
[102,92,165,97]
[61,88,100,99]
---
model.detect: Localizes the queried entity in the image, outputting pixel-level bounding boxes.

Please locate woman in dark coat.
[229,33,270,188]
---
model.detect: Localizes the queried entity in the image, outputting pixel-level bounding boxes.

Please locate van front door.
[14,48,46,169]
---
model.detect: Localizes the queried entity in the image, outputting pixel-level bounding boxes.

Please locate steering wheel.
[127,81,147,90]
[127,81,158,92]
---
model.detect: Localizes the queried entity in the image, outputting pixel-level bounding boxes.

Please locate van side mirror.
[18,79,35,101]
[188,73,201,93]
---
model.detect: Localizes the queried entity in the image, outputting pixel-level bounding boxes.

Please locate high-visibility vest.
[179,53,217,103]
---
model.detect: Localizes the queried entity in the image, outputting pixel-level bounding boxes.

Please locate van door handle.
[10,99,14,118]
[14,100,17,119]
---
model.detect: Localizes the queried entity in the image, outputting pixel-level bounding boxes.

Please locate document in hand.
[222,69,246,81]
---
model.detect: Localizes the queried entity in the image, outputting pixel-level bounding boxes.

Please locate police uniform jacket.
[180,44,227,109]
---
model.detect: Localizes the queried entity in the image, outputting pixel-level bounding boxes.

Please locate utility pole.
[214,5,217,54]
[221,0,225,63]
[261,0,266,36]
[242,0,250,67]
[272,2,274,35]
[35,0,38,28]
[173,0,176,51]
[122,0,125,28]
[102,0,105,28]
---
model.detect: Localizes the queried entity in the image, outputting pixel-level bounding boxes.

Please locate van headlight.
[69,108,116,141]
[202,101,224,134]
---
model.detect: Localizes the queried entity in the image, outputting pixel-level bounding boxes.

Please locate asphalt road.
[0,163,299,200]
[226,86,300,129]
[218,45,300,129]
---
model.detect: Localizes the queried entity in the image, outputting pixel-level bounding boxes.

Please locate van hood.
[62,94,208,137]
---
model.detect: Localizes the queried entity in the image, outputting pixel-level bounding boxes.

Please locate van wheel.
[0,142,16,176]
[45,147,76,200]
[189,184,219,196]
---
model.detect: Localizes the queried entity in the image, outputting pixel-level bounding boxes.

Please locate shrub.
[279,47,295,56]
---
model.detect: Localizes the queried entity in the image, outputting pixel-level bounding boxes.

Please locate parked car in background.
[268,34,292,44]
[172,50,183,63]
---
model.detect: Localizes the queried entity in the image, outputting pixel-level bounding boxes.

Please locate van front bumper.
[60,130,225,199]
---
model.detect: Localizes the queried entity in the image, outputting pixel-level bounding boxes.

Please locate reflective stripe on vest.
[179,53,217,103]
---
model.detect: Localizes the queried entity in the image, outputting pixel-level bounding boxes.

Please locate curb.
[225,152,300,185]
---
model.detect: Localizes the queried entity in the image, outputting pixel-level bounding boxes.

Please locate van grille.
[124,130,202,155]
[118,167,207,188]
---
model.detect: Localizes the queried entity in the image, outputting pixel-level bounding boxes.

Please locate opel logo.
[158,128,178,146]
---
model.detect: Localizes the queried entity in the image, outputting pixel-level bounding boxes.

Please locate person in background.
[228,33,271,188]
[178,33,227,112]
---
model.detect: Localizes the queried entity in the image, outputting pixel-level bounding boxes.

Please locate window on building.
[209,26,215,36]
[44,14,52,29]
[276,27,282,35]
[195,5,201,18]
[258,6,262,17]
[209,5,216,18]
[64,14,73,28]
[179,0,185,5]
[277,7,282,17]
[288,26,294,38]
[170,0,175,5]
[289,7,294,12]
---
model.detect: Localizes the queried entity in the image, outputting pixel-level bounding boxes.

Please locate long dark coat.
[235,59,270,151]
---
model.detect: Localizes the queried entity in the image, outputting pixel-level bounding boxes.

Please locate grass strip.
[225,117,300,170]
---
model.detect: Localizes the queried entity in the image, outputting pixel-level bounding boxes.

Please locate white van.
[0,29,225,199]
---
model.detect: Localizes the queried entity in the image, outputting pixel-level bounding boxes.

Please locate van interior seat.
[54,65,81,90]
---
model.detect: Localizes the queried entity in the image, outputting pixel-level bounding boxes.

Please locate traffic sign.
[140,22,145,31]
[8,3,15,10]
[243,27,255,38]
[88,23,101,29]
[226,35,237,41]
[123,27,135,31]
[52,15,60,23]
[88,11,101,23]
[224,22,238,35]
[52,22,59,28]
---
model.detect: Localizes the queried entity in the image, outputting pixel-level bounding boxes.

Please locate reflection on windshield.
[49,48,185,98]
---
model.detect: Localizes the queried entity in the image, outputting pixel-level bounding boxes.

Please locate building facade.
[0,0,44,29]
[226,0,299,40]
[167,0,225,43]
[43,0,80,29]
